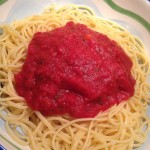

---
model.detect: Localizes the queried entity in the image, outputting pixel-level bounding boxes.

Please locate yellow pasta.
[0,4,150,150]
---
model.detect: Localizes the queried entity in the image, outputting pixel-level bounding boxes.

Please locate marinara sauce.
[15,22,135,118]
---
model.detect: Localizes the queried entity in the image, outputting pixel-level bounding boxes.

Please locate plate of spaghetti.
[0,0,150,150]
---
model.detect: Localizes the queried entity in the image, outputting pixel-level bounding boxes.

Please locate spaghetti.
[0,4,150,150]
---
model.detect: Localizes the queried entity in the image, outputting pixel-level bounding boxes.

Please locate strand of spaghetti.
[1,25,27,49]
[0,97,24,102]
[0,87,13,96]
[5,121,29,146]
[0,64,23,68]
[35,111,56,130]
[0,33,9,42]
[7,70,16,96]
[0,79,8,82]
[32,122,43,137]
[0,109,26,121]
[82,121,94,150]
[51,115,122,148]
[1,44,7,65]
[41,130,56,149]
[0,70,8,77]
[71,130,85,150]
[6,101,28,109]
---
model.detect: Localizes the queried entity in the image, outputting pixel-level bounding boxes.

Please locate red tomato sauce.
[15,22,135,118]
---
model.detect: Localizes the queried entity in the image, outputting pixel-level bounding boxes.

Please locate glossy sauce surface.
[15,22,135,118]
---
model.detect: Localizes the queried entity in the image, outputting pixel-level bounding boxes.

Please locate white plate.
[0,0,150,149]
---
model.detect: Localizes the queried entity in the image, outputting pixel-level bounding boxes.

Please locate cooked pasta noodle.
[0,4,150,150]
